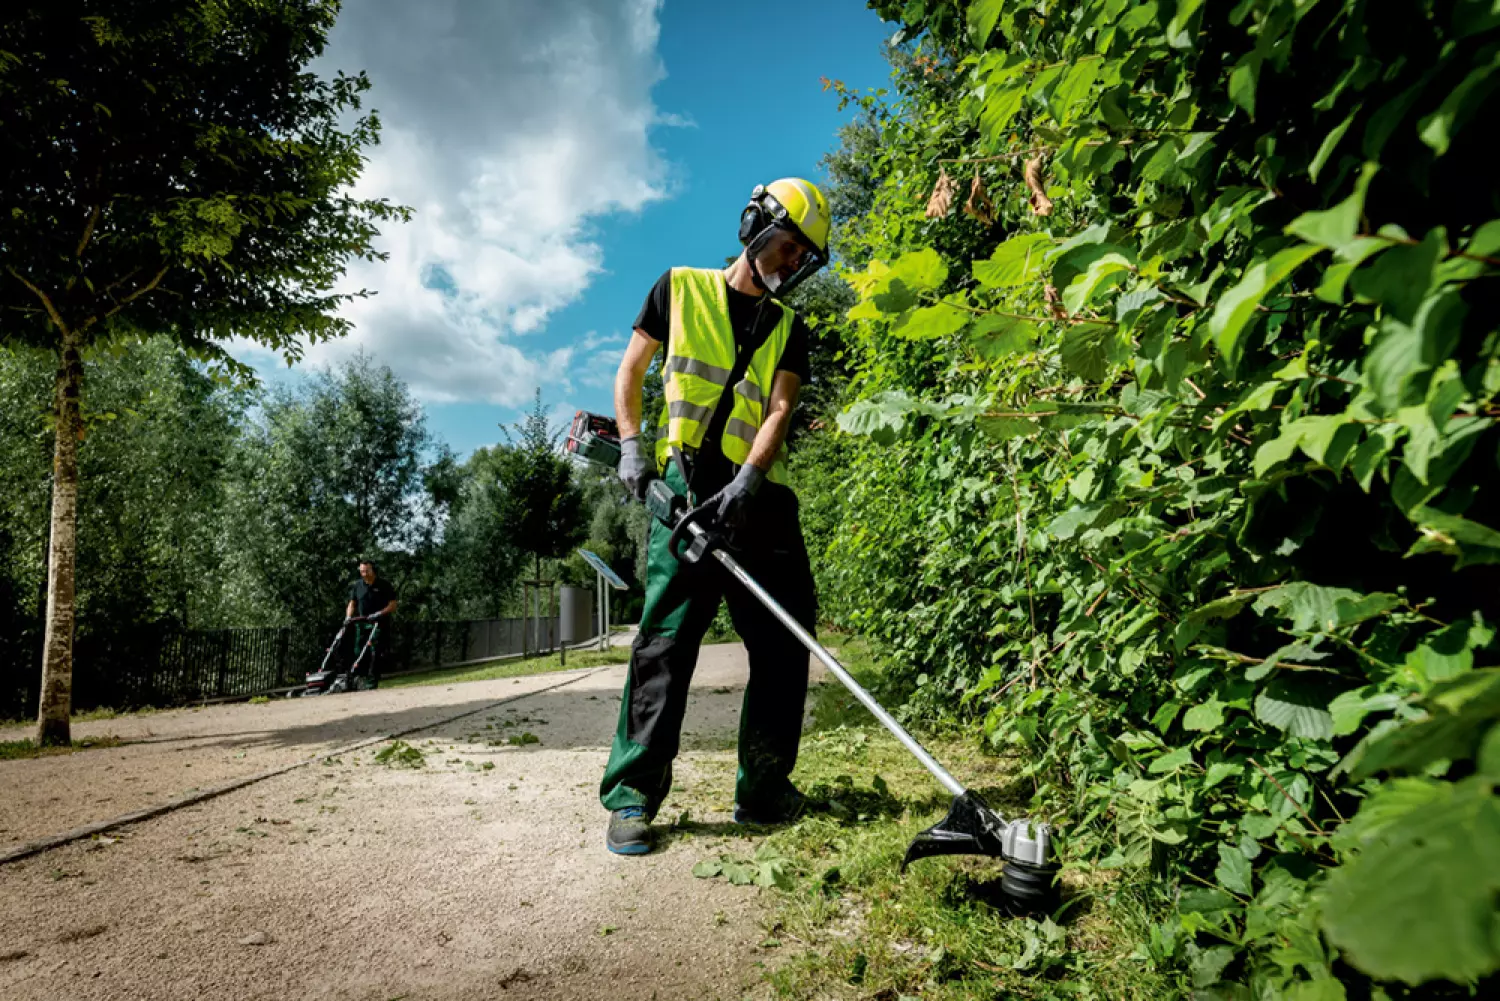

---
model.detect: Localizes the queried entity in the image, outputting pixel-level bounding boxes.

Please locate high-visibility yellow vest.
[654,267,793,486]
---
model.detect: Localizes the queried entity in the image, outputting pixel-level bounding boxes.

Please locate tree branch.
[76,202,101,259]
[6,267,69,335]
[97,265,170,323]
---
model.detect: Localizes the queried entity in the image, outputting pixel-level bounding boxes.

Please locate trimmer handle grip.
[646,478,724,565]
[645,477,685,528]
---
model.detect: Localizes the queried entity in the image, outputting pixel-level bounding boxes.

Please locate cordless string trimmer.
[572,411,1059,913]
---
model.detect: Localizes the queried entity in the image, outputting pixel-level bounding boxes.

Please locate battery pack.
[565,410,622,468]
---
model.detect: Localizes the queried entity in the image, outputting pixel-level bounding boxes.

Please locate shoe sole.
[605,839,652,855]
[733,804,806,825]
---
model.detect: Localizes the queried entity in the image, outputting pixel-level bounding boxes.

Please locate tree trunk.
[35,328,83,746]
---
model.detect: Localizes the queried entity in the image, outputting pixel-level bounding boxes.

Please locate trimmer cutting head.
[902,790,1060,915]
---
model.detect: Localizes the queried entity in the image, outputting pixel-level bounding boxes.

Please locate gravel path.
[0,644,811,1000]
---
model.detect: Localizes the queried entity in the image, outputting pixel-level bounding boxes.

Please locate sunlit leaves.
[1255,680,1335,740]
[1060,253,1132,314]
[972,233,1052,288]
[891,301,969,340]
[970,314,1037,358]
[1418,48,1500,156]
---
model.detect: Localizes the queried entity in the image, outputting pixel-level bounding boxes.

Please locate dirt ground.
[0,644,817,1001]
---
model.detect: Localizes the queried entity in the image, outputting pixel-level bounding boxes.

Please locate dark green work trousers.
[599,464,816,817]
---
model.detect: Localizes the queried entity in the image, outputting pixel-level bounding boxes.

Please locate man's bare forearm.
[615,329,659,438]
[745,411,791,471]
[615,366,643,438]
[745,372,799,470]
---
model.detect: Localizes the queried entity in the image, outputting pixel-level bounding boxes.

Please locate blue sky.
[247,1,895,458]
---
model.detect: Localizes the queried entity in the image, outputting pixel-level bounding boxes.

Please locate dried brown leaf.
[963,170,995,226]
[925,167,955,219]
[1045,284,1069,320]
[1024,156,1054,216]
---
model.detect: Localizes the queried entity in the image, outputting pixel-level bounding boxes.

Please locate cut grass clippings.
[384,646,630,690]
[372,740,425,768]
[0,736,125,761]
[740,638,1179,1001]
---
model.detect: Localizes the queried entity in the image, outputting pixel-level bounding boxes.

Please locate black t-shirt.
[349,578,397,617]
[634,269,811,491]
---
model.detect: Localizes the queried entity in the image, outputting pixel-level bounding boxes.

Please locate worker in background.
[345,558,398,688]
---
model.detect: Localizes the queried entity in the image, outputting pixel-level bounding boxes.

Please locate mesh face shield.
[746,221,827,298]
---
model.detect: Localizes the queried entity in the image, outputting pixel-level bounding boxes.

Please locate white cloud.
[275,0,672,407]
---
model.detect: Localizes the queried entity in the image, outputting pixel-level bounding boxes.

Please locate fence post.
[276,629,289,686]
[217,630,230,697]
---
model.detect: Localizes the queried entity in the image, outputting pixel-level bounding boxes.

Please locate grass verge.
[0,736,125,761]
[0,704,162,729]
[686,638,1180,1000]
[384,645,631,689]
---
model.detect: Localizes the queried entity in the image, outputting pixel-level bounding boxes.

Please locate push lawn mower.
[579,411,1060,914]
[299,618,381,697]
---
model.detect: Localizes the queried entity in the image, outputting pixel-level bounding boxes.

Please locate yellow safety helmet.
[738,177,831,297]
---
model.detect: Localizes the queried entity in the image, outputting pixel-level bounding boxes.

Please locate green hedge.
[798,0,1500,994]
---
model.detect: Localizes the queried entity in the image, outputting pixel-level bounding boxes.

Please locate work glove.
[704,463,765,531]
[617,434,655,501]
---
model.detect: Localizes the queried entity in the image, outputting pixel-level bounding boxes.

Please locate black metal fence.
[1,614,566,720]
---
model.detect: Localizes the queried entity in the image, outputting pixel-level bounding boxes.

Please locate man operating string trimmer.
[593,179,1056,913]
[601,178,830,855]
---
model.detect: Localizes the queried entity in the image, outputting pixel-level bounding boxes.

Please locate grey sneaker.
[606,807,653,855]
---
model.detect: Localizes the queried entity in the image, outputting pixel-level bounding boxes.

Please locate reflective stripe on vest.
[734,379,765,408]
[664,355,733,384]
[655,267,794,486]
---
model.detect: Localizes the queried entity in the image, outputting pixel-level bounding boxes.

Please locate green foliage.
[221,352,446,624]
[0,0,406,368]
[0,735,120,760]
[492,391,588,580]
[0,338,249,626]
[796,0,1500,994]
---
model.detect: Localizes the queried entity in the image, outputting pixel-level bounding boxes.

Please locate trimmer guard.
[901,790,1007,869]
[902,790,1060,915]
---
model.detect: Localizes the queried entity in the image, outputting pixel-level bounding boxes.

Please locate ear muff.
[739,184,770,246]
[739,205,767,246]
